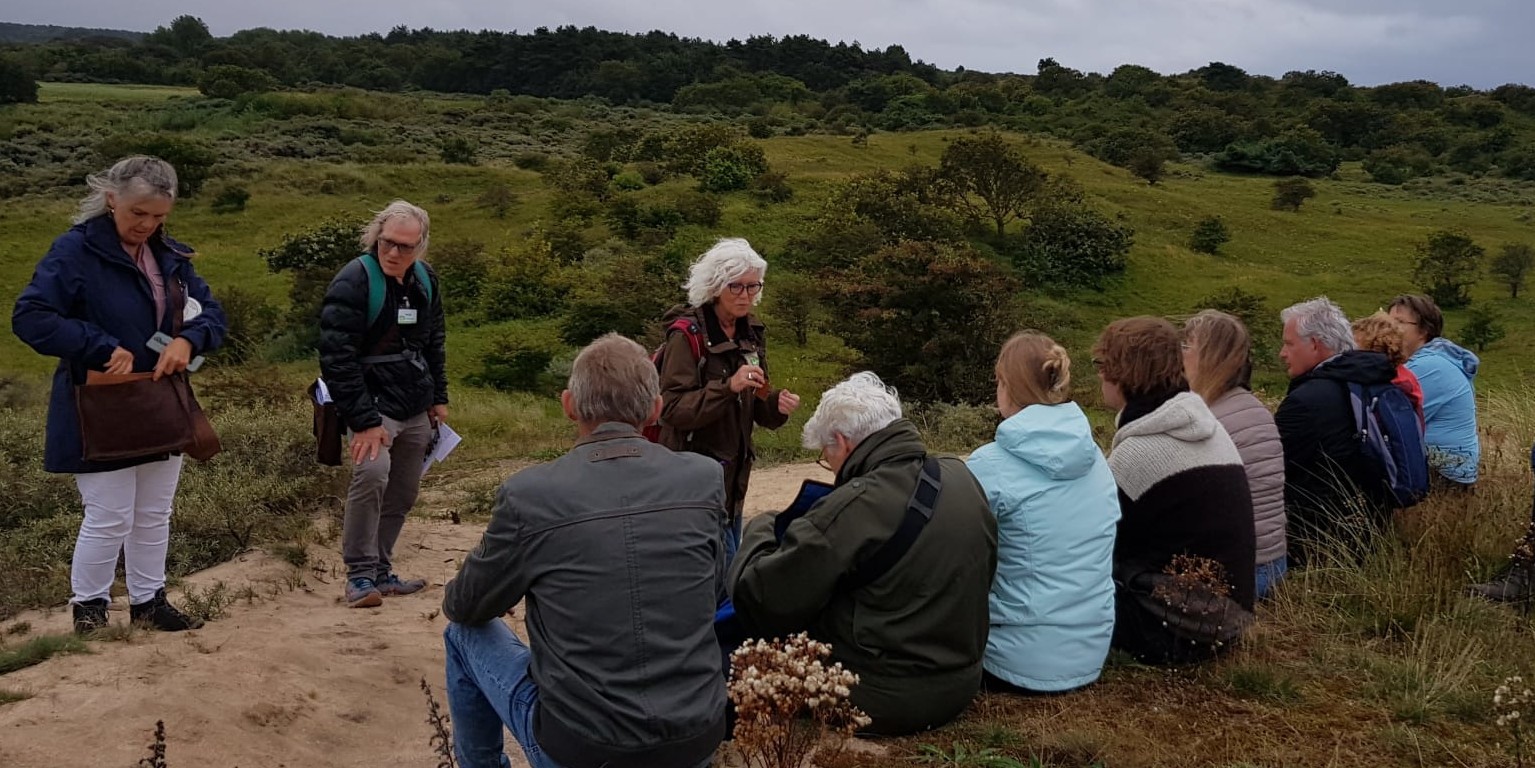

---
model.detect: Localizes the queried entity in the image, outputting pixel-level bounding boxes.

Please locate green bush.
[439,135,478,165]
[1216,128,1340,177]
[749,170,794,204]
[699,143,770,192]
[0,56,38,105]
[479,238,568,321]
[209,184,251,214]
[213,284,279,364]
[428,240,494,315]
[1272,178,1317,212]
[1008,202,1134,290]
[198,65,278,99]
[96,134,219,198]
[612,171,646,191]
[471,325,566,392]
[1190,216,1232,255]
[259,218,361,350]
[673,190,723,227]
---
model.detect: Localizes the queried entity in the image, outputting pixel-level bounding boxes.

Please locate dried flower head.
[728,633,871,768]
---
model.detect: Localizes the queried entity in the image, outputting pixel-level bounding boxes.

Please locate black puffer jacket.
[318,257,447,431]
[1275,350,1394,562]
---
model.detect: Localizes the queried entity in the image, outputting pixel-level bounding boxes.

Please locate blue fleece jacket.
[966,401,1120,692]
[1404,338,1480,484]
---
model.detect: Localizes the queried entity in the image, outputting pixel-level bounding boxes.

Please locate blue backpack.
[1348,381,1430,508]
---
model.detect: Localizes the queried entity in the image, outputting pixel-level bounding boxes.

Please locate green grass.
[0,633,88,675]
[37,82,201,103]
[0,687,31,705]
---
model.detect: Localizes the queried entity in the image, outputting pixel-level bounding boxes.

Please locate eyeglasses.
[816,457,833,473]
[379,237,421,256]
[726,282,764,297]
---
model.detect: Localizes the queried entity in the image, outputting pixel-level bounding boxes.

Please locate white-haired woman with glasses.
[13,155,227,634]
[657,238,801,557]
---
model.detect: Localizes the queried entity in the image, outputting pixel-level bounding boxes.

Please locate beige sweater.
[1209,389,1287,566]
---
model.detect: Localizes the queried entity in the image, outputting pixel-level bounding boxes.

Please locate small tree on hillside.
[1461,305,1506,352]
[1271,178,1316,212]
[0,56,39,105]
[476,182,517,219]
[1413,230,1485,309]
[1189,216,1232,255]
[1196,286,1282,367]
[939,132,1047,237]
[767,273,822,347]
[259,219,362,349]
[1490,243,1535,299]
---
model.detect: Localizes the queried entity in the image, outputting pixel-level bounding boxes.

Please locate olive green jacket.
[729,420,998,735]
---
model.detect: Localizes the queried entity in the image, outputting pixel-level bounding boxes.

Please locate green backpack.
[358,252,434,326]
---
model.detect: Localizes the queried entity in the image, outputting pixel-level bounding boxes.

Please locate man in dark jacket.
[1276,297,1394,567]
[730,372,998,736]
[319,200,447,608]
[443,334,727,768]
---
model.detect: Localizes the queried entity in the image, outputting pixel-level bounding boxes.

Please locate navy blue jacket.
[12,215,226,474]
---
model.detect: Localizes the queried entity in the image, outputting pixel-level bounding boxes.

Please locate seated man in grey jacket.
[442,334,728,768]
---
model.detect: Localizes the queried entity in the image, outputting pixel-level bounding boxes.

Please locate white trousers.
[72,456,184,605]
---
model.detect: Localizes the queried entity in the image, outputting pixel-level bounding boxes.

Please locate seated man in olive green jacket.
[729,372,998,735]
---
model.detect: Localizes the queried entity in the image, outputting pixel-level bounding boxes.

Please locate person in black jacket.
[1276,297,1395,567]
[319,200,447,608]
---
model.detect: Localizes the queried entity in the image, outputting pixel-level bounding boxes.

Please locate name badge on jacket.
[398,308,419,325]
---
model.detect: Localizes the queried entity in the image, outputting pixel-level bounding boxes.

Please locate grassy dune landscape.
[2,80,1535,766]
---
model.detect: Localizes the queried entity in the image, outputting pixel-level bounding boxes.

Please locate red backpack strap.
[667,317,704,361]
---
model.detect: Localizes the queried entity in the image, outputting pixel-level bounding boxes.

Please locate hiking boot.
[376,573,427,597]
[72,598,109,635]
[129,589,205,632]
[1468,568,1533,603]
[346,577,383,608]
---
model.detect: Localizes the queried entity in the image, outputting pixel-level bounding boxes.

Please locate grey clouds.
[6,0,1530,87]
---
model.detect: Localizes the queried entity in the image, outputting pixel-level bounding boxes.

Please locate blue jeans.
[1255,556,1289,600]
[443,621,561,768]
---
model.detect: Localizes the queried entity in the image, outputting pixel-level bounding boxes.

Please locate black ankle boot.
[1467,568,1533,603]
[129,589,204,631]
[72,599,109,635]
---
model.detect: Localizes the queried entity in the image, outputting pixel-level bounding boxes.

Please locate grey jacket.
[443,423,728,768]
[1210,389,1287,566]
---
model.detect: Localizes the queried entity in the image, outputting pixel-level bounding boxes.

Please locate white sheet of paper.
[313,378,332,405]
[421,422,462,478]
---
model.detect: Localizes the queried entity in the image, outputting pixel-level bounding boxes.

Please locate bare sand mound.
[0,461,836,768]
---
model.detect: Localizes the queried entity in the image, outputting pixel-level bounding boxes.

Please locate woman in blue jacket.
[12,156,226,634]
[966,332,1120,693]
[1388,294,1480,487]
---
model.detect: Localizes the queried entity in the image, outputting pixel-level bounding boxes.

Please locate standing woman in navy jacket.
[12,156,226,634]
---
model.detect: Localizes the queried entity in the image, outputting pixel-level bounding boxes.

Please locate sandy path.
[0,461,833,768]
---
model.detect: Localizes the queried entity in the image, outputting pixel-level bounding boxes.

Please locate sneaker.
[377,573,427,597]
[1467,568,1532,603]
[346,577,383,608]
[129,589,205,632]
[72,598,110,635]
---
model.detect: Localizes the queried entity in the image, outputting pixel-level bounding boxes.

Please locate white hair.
[74,156,178,224]
[685,238,768,308]
[568,334,659,427]
[801,372,904,450]
[1281,296,1357,355]
[360,200,431,260]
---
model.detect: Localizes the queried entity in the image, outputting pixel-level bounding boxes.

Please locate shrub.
[634,161,668,185]
[479,237,568,321]
[1461,306,1506,351]
[475,182,516,219]
[1009,202,1134,290]
[428,240,493,315]
[674,190,723,227]
[1216,128,1340,177]
[470,325,565,392]
[1272,178,1317,212]
[749,170,794,204]
[259,218,361,349]
[1196,286,1283,371]
[1413,230,1484,309]
[1490,243,1534,299]
[612,171,645,191]
[439,135,478,165]
[213,284,279,364]
[699,143,770,192]
[1190,216,1232,255]
[198,65,278,99]
[209,184,251,214]
[765,272,821,346]
[659,123,743,176]
[0,56,38,105]
[512,152,549,171]
[824,241,1021,403]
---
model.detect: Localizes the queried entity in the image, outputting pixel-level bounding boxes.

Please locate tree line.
[4,17,1535,185]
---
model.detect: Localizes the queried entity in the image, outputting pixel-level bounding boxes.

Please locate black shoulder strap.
[842,456,942,592]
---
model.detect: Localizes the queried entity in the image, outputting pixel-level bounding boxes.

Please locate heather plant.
[729,633,871,768]
[1495,675,1532,767]
[1148,554,1253,653]
[420,677,457,768]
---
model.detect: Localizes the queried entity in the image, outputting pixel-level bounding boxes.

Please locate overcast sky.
[6,0,1530,88]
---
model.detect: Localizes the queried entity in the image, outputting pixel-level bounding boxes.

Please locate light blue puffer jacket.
[1404,338,1480,484]
[966,401,1121,692]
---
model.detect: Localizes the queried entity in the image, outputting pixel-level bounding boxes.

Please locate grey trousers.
[343,412,434,581]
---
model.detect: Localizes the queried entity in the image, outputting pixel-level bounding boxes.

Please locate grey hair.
[568,334,660,427]
[359,200,431,260]
[74,156,179,225]
[1281,296,1357,355]
[801,372,904,450]
[685,238,768,308]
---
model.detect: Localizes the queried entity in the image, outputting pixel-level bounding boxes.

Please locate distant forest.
[5,16,1535,183]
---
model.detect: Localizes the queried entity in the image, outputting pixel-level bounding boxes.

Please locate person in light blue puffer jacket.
[1388,295,1480,486]
[967,332,1121,693]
